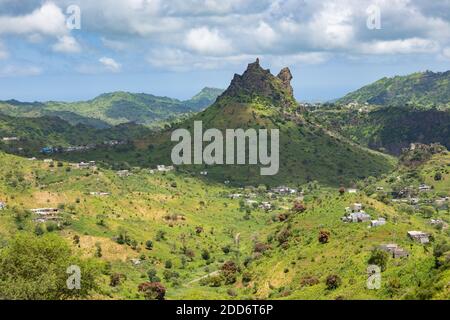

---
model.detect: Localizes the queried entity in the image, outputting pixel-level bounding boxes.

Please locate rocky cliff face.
[218,58,297,109]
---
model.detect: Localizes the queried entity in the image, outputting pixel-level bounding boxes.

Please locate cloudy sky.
[0,0,449,102]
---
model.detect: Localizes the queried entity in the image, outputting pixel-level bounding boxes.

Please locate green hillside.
[128,60,395,187]
[0,147,449,300]
[0,113,152,156]
[0,87,223,129]
[337,70,450,108]
[310,105,450,155]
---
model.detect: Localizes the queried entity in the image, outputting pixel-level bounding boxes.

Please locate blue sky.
[0,0,449,102]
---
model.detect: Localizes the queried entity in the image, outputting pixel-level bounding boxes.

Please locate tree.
[138,282,166,300]
[0,233,100,300]
[201,249,210,261]
[434,172,443,181]
[221,261,238,285]
[145,240,153,250]
[368,249,389,272]
[339,187,346,195]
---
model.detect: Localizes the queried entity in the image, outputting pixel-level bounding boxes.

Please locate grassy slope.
[1,151,448,299]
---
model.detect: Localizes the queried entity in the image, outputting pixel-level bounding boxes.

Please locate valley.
[0,61,449,300]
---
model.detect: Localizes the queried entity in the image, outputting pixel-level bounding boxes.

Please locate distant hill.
[120,59,395,186]
[0,87,223,129]
[337,70,450,107]
[0,113,152,156]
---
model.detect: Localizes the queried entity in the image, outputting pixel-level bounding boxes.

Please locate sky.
[0,0,449,102]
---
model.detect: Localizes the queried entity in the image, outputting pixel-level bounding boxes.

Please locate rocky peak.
[218,59,296,108]
[277,67,294,97]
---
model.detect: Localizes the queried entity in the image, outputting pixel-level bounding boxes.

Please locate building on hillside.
[43,159,53,163]
[2,137,19,142]
[342,211,371,223]
[419,184,432,192]
[259,202,273,211]
[117,170,131,177]
[77,161,96,169]
[379,244,409,259]
[90,192,110,196]
[30,208,60,223]
[229,194,242,199]
[30,208,59,215]
[41,147,55,155]
[157,165,174,172]
[271,186,298,195]
[370,218,387,227]
[407,231,430,244]
[347,188,358,194]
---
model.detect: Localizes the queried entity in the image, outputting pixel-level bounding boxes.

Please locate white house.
[407,231,430,244]
[370,218,387,227]
[419,184,432,192]
[157,165,174,172]
[379,244,409,259]
[259,202,273,211]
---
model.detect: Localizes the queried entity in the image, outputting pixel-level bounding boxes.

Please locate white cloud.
[99,57,122,72]
[0,2,67,37]
[0,65,42,77]
[185,27,233,55]
[360,38,440,55]
[52,35,81,53]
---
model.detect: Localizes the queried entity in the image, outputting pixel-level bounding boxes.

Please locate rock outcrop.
[218,58,297,109]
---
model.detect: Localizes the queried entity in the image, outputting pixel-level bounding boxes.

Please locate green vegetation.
[337,70,450,108]
[0,87,223,129]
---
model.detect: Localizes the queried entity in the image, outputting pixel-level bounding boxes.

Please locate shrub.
[110,273,126,287]
[221,261,238,285]
[138,282,166,300]
[201,249,210,261]
[292,202,306,213]
[145,240,153,250]
[300,276,319,287]
[165,260,173,269]
[318,230,330,244]
[326,275,342,290]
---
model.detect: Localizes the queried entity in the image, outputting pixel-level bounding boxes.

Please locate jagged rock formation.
[218,58,297,109]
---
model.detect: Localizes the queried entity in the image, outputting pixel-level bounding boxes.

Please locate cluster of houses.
[30,208,60,223]
[271,186,298,196]
[40,141,126,155]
